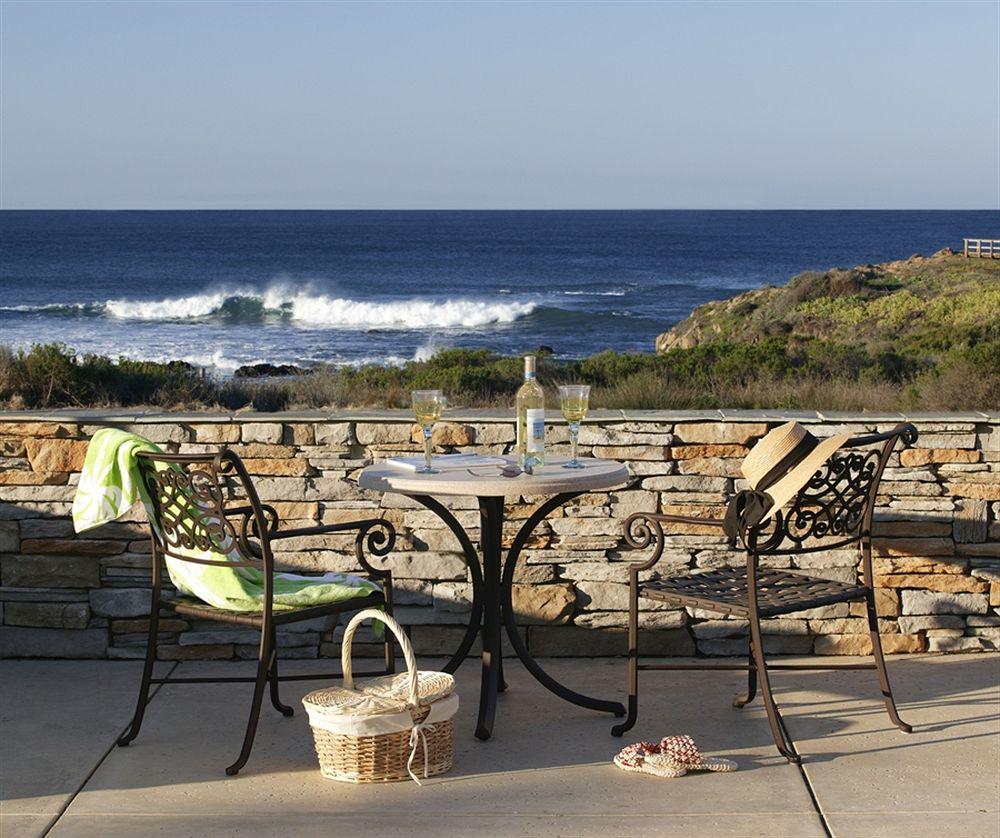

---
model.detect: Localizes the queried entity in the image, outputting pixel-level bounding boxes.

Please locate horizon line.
[0,207,996,213]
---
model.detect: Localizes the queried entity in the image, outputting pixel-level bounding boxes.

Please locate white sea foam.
[287,294,534,328]
[125,348,265,374]
[0,302,98,313]
[412,339,445,362]
[95,285,535,329]
[105,291,236,320]
[183,350,256,373]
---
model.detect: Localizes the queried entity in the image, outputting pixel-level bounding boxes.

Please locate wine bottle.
[516,355,545,469]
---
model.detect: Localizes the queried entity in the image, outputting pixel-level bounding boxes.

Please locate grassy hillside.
[1,251,997,412]
[657,249,998,358]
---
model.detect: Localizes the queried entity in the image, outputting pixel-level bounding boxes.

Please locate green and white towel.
[72,428,381,612]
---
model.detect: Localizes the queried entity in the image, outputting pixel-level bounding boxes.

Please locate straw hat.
[742,421,850,514]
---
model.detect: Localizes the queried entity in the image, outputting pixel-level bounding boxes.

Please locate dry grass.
[2,343,997,413]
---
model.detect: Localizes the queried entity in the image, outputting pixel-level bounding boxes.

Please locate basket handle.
[342,609,419,707]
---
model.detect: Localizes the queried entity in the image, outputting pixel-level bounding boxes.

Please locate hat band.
[755,433,818,491]
[723,490,773,548]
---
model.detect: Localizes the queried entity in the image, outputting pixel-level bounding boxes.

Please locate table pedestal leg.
[501,492,626,718]
[410,495,484,675]
[411,491,624,741]
[476,496,504,740]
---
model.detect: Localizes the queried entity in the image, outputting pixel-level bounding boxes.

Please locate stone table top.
[358,455,630,498]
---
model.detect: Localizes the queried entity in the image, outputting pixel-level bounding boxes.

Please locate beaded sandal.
[614,735,737,778]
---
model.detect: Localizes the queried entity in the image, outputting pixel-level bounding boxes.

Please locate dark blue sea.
[0,210,994,373]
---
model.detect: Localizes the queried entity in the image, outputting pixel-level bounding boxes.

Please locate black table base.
[412,491,626,740]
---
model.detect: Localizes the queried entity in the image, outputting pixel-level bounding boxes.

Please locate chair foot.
[227,652,270,776]
[611,696,637,737]
[749,620,801,763]
[733,653,757,708]
[866,599,913,735]
[269,676,294,717]
[267,643,294,717]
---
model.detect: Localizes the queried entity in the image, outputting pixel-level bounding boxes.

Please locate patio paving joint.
[796,761,834,838]
[39,661,179,838]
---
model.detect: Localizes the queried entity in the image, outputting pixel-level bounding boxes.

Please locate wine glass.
[411,390,445,474]
[558,385,590,469]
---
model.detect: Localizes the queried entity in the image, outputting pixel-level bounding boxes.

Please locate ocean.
[0,210,993,374]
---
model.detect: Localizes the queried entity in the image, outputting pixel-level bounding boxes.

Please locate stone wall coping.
[0,408,995,424]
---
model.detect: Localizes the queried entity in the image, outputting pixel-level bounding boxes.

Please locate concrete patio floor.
[1,654,997,838]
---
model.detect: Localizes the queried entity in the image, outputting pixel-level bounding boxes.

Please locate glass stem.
[570,422,580,464]
[423,426,433,470]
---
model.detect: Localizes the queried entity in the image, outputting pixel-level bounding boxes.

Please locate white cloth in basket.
[303,671,457,736]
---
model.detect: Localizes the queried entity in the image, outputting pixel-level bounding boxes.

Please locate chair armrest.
[224,504,279,548]
[620,511,723,573]
[267,521,374,540]
[636,513,724,529]
[267,518,397,579]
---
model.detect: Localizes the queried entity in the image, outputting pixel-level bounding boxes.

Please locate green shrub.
[1,337,997,412]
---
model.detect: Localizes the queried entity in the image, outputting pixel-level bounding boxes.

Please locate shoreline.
[1,249,996,412]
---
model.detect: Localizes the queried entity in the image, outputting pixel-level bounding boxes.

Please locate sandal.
[650,734,738,773]
[613,741,688,777]
[614,735,737,778]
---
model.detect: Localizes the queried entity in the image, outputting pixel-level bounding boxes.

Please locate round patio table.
[358,455,630,740]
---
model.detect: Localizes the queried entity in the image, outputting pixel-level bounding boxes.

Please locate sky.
[1,0,997,210]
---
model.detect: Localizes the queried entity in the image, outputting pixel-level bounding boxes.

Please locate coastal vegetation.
[2,252,996,412]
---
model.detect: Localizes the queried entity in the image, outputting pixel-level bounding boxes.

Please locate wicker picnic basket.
[302,608,457,784]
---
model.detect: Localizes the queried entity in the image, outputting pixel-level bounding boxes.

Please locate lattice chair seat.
[165,589,384,628]
[639,567,868,618]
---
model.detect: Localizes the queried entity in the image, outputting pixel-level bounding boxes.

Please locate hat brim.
[764,433,851,515]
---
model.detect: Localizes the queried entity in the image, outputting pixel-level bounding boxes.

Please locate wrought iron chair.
[613,423,918,763]
[116,449,397,775]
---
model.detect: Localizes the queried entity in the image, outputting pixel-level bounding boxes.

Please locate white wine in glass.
[558,385,590,469]
[412,390,445,473]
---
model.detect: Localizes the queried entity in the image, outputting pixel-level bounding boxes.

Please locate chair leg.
[383,616,397,675]
[748,612,800,764]
[497,652,508,693]
[226,638,272,776]
[733,644,758,709]
[865,592,912,733]
[267,627,294,718]
[118,600,160,747]
[612,581,639,737]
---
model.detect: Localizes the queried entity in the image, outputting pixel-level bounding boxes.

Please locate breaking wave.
[2,286,537,330]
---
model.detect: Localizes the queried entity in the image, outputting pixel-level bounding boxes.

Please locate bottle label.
[526,408,544,453]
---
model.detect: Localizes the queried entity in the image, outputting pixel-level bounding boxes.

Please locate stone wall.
[0,409,997,660]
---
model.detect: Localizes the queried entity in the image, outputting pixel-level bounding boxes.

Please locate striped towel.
[72,428,380,612]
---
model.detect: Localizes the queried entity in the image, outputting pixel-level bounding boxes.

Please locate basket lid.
[303,670,455,718]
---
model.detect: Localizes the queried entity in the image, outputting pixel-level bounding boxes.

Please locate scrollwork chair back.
[746,424,917,556]
[135,450,266,569]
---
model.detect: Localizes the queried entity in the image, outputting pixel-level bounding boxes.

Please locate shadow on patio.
[2,653,998,838]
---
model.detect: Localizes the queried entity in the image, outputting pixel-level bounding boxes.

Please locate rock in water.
[234,363,307,378]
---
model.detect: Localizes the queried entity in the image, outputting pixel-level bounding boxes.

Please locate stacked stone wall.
[0,410,996,659]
